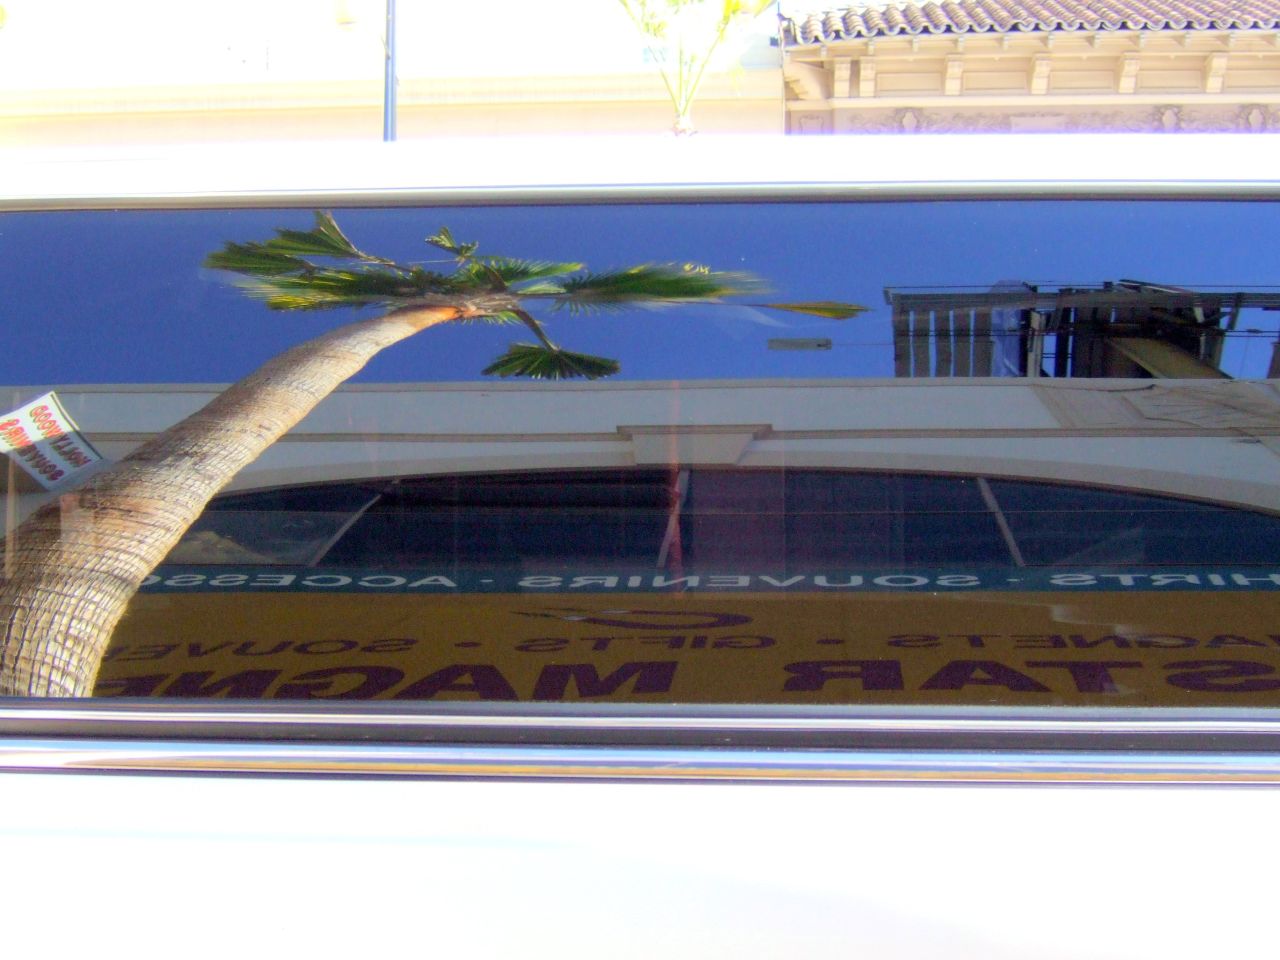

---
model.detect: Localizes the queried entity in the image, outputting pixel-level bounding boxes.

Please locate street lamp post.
[383,0,397,141]
[337,1,397,141]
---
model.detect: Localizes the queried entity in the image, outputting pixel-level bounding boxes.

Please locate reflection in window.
[165,469,1280,570]
[985,479,1280,565]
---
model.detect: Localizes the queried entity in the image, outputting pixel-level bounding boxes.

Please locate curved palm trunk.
[0,306,460,697]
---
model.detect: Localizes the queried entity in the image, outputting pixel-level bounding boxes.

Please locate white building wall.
[8,378,1277,519]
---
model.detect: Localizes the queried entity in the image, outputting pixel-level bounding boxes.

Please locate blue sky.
[2,199,1277,386]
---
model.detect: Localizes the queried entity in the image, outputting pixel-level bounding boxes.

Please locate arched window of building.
[165,468,1280,571]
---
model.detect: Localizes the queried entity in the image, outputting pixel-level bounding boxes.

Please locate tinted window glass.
[3,198,1279,706]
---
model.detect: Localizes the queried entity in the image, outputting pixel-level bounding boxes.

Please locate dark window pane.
[1005,508,1280,565]
[985,479,1222,515]
[323,470,675,568]
[786,472,990,514]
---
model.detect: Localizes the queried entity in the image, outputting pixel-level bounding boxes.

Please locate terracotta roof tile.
[784,0,1280,41]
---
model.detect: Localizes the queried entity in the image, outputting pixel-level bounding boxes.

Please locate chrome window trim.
[9,182,1280,210]
[6,700,1280,735]
[4,702,1280,761]
[3,134,1280,210]
[6,735,1280,783]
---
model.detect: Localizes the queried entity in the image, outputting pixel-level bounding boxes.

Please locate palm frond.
[310,211,365,256]
[205,213,393,279]
[488,258,584,286]
[515,281,567,296]
[447,257,582,292]
[242,290,360,311]
[758,301,870,320]
[261,212,367,260]
[204,242,310,276]
[482,343,620,380]
[239,268,419,311]
[456,310,525,326]
[406,265,458,294]
[552,264,766,313]
[425,226,479,260]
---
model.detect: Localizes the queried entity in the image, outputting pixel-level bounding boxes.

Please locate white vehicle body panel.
[3,134,1279,958]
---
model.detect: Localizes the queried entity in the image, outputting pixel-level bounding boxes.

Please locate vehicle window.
[2,197,1279,708]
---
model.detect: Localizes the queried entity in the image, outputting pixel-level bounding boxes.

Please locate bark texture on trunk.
[0,306,459,697]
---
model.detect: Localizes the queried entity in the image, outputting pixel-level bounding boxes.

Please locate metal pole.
[383,0,397,141]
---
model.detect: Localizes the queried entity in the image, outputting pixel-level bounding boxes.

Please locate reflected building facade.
[887,281,1280,379]
[5,376,1279,705]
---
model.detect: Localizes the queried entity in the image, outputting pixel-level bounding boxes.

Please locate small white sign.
[0,391,104,490]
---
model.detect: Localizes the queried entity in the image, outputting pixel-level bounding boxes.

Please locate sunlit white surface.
[0,0,750,88]
[4,135,1280,210]
[3,772,1274,958]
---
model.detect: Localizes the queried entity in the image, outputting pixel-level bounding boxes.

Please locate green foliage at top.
[617,0,774,133]
[618,0,773,42]
[206,212,866,380]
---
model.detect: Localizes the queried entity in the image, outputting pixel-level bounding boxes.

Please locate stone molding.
[808,102,1280,133]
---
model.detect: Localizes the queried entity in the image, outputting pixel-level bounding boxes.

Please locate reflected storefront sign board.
[0,391,102,490]
[99,566,1280,706]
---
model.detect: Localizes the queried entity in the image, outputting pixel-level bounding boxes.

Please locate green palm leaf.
[483,343,621,380]
[553,264,765,313]
[263,212,365,260]
[456,310,525,325]
[490,258,584,286]
[204,243,310,276]
[205,212,392,278]
[425,226,479,260]
[240,268,417,310]
[309,211,365,256]
[450,257,584,291]
[515,281,567,296]
[245,291,357,311]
